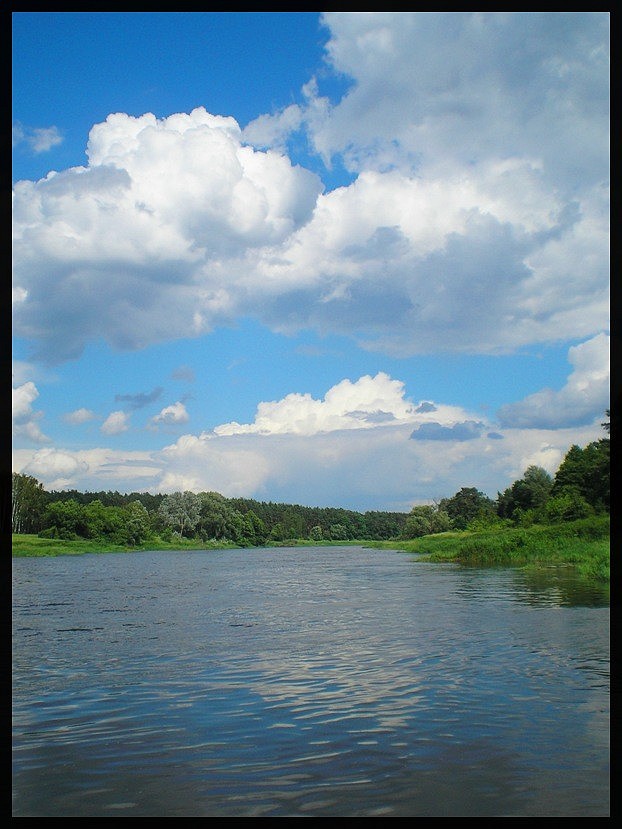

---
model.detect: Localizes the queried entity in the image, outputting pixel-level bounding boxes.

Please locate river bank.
[12,515,609,583]
[370,515,610,582]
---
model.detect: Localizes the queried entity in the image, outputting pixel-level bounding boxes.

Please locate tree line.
[11,411,609,546]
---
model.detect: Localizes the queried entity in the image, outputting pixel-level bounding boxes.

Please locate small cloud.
[13,121,63,153]
[115,386,163,410]
[12,287,28,305]
[149,401,190,429]
[101,410,130,435]
[171,365,195,383]
[416,402,437,413]
[64,407,96,425]
[487,431,504,440]
[410,420,485,441]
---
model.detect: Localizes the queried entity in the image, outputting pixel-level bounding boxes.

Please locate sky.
[12,11,610,512]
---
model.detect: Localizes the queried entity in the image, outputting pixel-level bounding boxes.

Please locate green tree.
[41,499,87,539]
[82,499,124,539]
[551,433,609,512]
[402,505,435,538]
[439,487,495,530]
[158,491,201,538]
[402,505,452,539]
[249,510,267,544]
[196,492,248,542]
[123,500,151,545]
[545,492,594,523]
[329,523,348,541]
[12,473,46,534]
[497,466,553,521]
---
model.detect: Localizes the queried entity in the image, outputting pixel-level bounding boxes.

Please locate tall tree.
[11,473,46,534]
[497,466,553,520]
[158,491,201,538]
[439,487,495,530]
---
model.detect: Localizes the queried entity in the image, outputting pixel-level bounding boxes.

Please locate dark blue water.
[12,546,609,816]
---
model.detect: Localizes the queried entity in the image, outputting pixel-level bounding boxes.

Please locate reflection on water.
[12,547,609,817]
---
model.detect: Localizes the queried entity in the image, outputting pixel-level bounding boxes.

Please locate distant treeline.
[11,411,609,547]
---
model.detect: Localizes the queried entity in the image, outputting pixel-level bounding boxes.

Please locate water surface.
[12,546,609,816]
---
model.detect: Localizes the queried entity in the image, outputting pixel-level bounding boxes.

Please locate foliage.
[158,491,201,538]
[12,473,46,534]
[550,438,609,511]
[375,515,609,582]
[544,492,594,523]
[497,466,553,520]
[402,505,452,538]
[439,487,496,530]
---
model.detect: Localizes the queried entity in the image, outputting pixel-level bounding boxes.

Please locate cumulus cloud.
[497,333,610,428]
[149,401,190,429]
[12,107,323,363]
[308,12,609,188]
[12,382,49,443]
[101,410,130,435]
[213,372,471,436]
[63,407,97,425]
[12,13,609,364]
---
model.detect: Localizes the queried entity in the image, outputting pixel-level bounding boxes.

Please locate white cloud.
[13,121,63,153]
[214,372,473,436]
[101,410,130,435]
[12,447,157,492]
[310,12,609,189]
[242,104,304,150]
[64,407,97,425]
[12,107,323,363]
[11,15,608,363]
[12,382,49,443]
[19,447,88,489]
[149,401,190,429]
[497,333,610,428]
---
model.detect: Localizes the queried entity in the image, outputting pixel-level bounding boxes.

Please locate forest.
[11,412,609,549]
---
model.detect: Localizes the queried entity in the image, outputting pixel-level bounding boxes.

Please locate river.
[12,545,609,816]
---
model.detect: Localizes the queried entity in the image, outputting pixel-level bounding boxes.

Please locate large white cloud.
[12,14,609,364]
[12,107,323,362]
[308,11,609,189]
[214,372,473,436]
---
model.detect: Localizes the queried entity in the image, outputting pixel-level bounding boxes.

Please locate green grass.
[11,534,237,557]
[370,516,610,582]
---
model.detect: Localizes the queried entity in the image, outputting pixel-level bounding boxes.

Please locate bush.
[545,492,594,523]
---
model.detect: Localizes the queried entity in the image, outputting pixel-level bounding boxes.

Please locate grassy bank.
[370,515,610,582]
[11,535,380,557]
[11,534,238,557]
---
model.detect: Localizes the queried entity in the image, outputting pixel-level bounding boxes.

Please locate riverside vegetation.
[11,413,609,582]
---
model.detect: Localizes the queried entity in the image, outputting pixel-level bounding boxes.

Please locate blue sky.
[12,12,610,511]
